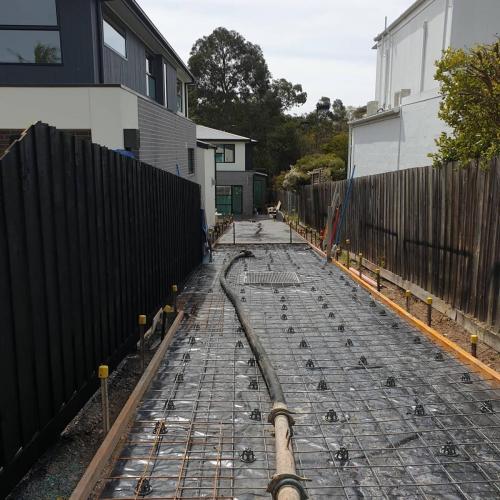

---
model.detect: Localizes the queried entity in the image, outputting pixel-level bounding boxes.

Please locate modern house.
[348,0,500,178]
[0,0,197,177]
[196,125,267,218]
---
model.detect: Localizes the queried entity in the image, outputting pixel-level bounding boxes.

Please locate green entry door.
[253,176,266,212]
[216,186,232,214]
[232,185,243,215]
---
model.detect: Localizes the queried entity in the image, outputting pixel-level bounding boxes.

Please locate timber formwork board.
[98,244,500,499]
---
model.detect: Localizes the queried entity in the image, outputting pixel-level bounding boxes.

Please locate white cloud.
[141,0,416,112]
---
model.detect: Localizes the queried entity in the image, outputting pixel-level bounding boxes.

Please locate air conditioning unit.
[394,89,411,108]
[366,100,379,116]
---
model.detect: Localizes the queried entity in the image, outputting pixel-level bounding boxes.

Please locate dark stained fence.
[278,160,500,333]
[0,123,202,496]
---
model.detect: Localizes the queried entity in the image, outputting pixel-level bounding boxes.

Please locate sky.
[140,0,416,114]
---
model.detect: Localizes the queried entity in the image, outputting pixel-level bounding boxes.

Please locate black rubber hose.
[220,250,286,405]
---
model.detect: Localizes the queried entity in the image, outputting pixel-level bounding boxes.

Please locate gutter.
[374,0,430,41]
[348,107,400,127]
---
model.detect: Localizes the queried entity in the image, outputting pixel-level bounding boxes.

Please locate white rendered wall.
[196,147,216,227]
[398,94,447,169]
[214,142,246,172]
[351,94,449,177]
[451,0,500,49]
[375,0,447,107]
[0,87,138,149]
[351,115,400,178]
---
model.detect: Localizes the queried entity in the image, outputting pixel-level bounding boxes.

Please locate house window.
[216,185,232,215]
[2,0,57,25]
[103,19,126,58]
[176,79,184,113]
[146,55,156,99]
[188,148,195,174]
[0,0,61,64]
[163,62,168,107]
[0,30,61,63]
[215,144,235,163]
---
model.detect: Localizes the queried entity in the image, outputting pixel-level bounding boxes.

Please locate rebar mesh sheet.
[100,244,500,499]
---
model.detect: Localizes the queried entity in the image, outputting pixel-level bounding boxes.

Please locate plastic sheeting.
[100,244,500,499]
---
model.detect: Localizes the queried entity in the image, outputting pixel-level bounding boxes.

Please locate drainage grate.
[242,271,300,285]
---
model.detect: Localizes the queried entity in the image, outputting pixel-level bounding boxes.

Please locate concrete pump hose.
[219,250,306,500]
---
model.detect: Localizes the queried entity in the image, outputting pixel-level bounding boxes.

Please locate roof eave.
[374,0,428,42]
[121,0,195,82]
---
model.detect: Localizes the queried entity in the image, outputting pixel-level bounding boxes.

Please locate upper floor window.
[176,79,184,114]
[0,0,61,64]
[188,148,195,174]
[215,144,235,163]
[146,56,156,99]
[103,19,126,58]
[0,30,61,63]
[163,62,168,108]
[1,0,57,25]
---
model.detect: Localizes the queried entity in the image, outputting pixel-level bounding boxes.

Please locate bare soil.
[378,275,500,371]
[8,330,163,500]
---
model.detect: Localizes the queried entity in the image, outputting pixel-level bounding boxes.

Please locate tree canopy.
[188,27,365,186]
[430,38,500,169]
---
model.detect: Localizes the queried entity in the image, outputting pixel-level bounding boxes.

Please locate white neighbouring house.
[196,125,267,218]
[348,0,500,178]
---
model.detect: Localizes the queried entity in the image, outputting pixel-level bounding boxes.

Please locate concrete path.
[218,217,303,244]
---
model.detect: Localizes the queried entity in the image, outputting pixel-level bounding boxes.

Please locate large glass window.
[188,148,195,174]
[215,144,235,163]
[146,56,156,99]
[163,62,168,107]
[1,0,58,26]
[103,19,126,58]
[176,79,184,113]
[216,186,232,215]
[0,30,61,63]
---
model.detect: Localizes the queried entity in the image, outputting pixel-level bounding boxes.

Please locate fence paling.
[0,122,202,497]
[278,160,500,332]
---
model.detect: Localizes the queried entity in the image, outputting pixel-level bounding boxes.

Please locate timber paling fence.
[0,123,202,496]
[278,159,500,333]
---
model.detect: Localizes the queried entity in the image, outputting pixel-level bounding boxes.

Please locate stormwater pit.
[97,244,500,499]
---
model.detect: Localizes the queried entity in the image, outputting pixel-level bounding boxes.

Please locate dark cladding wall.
[138,96,196,179]
[102,19,147,95]
[0,0,99,84]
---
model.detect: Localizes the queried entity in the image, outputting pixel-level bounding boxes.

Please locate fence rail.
[0,123,202,496]
[278,160,500,333]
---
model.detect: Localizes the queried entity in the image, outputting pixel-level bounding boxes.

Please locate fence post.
[358,253,363,277]
[98,365,110,434]
[426,297,432,326]
[138,314,146,372]
[346,239,350,269]
[375,268,381,292]
[172,284,178,313]
[405,290,411,313]
[161,305,174,341]
[471,334,478,357]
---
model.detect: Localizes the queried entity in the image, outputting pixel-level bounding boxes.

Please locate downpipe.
[220,251,307,500]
